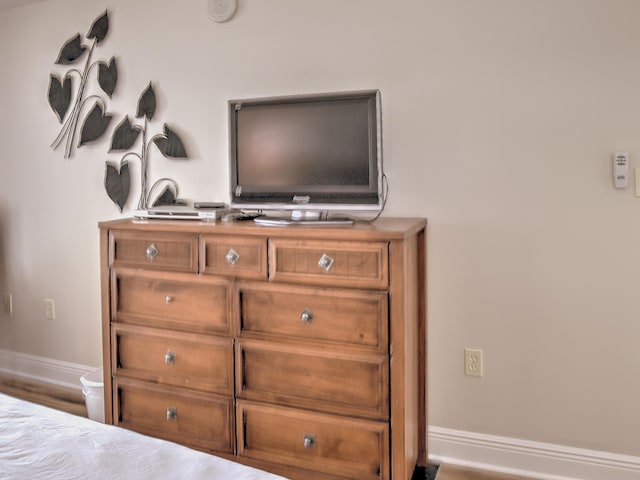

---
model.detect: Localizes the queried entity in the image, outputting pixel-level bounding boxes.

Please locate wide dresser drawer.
[110,231,198,272]
[269,239,389,289]
[112,324,233,395]
[237,281,388,352]
[112,268,232,335]
[237,339,388,419]
[114,378,234,454]
[237,401,389,480]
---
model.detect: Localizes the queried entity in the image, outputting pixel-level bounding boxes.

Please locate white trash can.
[80,367,104,423]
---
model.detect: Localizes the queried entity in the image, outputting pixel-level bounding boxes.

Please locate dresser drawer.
[237,339,388,419]
[237,401,389,480]
[200,235,267,280]
[237,281,388,352]
[269,239,388,289]
[112,324,233,395]
[110,231,198,272]
[114,378,234,454]
[112,268,232,335]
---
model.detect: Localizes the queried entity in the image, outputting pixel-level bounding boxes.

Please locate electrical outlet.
[464,348,483,377]
[44,299,55,320]
[2,293,12,316]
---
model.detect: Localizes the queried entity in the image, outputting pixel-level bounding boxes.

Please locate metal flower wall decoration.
[48,11,116,159]
[47,10,192,213]
[106,83,188,211]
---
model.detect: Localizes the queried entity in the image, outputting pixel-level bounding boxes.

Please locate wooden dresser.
[99,217,427,480]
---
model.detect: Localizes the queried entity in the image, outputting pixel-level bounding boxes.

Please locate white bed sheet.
[0,393,288,480]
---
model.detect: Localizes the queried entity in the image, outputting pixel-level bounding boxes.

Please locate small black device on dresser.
[194,202,228,209]
[221,211,265,222]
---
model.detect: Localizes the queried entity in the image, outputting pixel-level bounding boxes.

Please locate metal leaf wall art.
[48,11,117,159]
[47,10,193,213]
[106,83,188,212]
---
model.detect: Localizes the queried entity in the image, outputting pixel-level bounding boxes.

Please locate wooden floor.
[0,373,87,417]
[0,374,537,480]
[435,464,536,480]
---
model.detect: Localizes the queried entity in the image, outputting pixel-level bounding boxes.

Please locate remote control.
[237,212,265,221]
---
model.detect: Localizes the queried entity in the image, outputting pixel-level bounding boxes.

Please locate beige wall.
[1,0,639,459]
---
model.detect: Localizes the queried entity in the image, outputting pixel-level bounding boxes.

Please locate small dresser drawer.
[237,339,388,419]
[112,324,233,395]
[200,235,267,280]
[237,281,388,352]
[269,239,389,289]
[114,378,234,454]
[110,231,198,272]
[112,268,232,335]
[237,401,389,480]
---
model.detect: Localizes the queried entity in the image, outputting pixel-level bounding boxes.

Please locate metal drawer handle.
[166,407,177,420]
[146,244,158,261]
[225,248,240,265]
[303,433,316,448]
[165,295,173,304]
[317,253,334,272]
[165,350,176,365]
[300,308,313,324]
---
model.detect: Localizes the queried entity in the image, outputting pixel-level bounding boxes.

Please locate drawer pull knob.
[317,253,334,272]
[146,244,158,261]
[165,295,173,304]
[303,433,316,448]
[225,249,240,265]
[165,350,176,365]
[300,308,313,324]
[166,407,178,420]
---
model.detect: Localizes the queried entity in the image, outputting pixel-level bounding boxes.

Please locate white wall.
[1,0,639,461]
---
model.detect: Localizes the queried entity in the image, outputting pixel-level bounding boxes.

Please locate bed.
[0,393,288,480]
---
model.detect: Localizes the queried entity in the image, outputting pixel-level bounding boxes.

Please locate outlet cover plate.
[464,348,483,377]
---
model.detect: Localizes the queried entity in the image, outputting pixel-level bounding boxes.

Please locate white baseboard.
[0,348,96,391]
[429,426,640,480]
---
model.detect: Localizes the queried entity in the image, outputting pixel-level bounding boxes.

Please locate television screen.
[228,90,383,215]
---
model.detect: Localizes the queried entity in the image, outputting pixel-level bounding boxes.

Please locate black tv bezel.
[228,89,383,213]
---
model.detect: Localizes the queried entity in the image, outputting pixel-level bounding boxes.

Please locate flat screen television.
[228,89,384,223]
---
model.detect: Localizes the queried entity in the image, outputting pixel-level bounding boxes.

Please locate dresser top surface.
[99,217,426,241]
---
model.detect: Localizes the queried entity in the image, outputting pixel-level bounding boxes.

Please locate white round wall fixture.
[208,0,238,23]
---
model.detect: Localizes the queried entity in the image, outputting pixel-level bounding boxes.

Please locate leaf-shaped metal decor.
[136,83,156,120]
[110,116,141,151]
[98,57,118,98]
[104,160,130,212]
[47,74,72,123]
[87,10,109,44]
[79,103,113,147]
[55,33,86,64]
[50,10,117,159]
[152,185,177,206]
[153,124,188,158]
[103,77,193,211]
